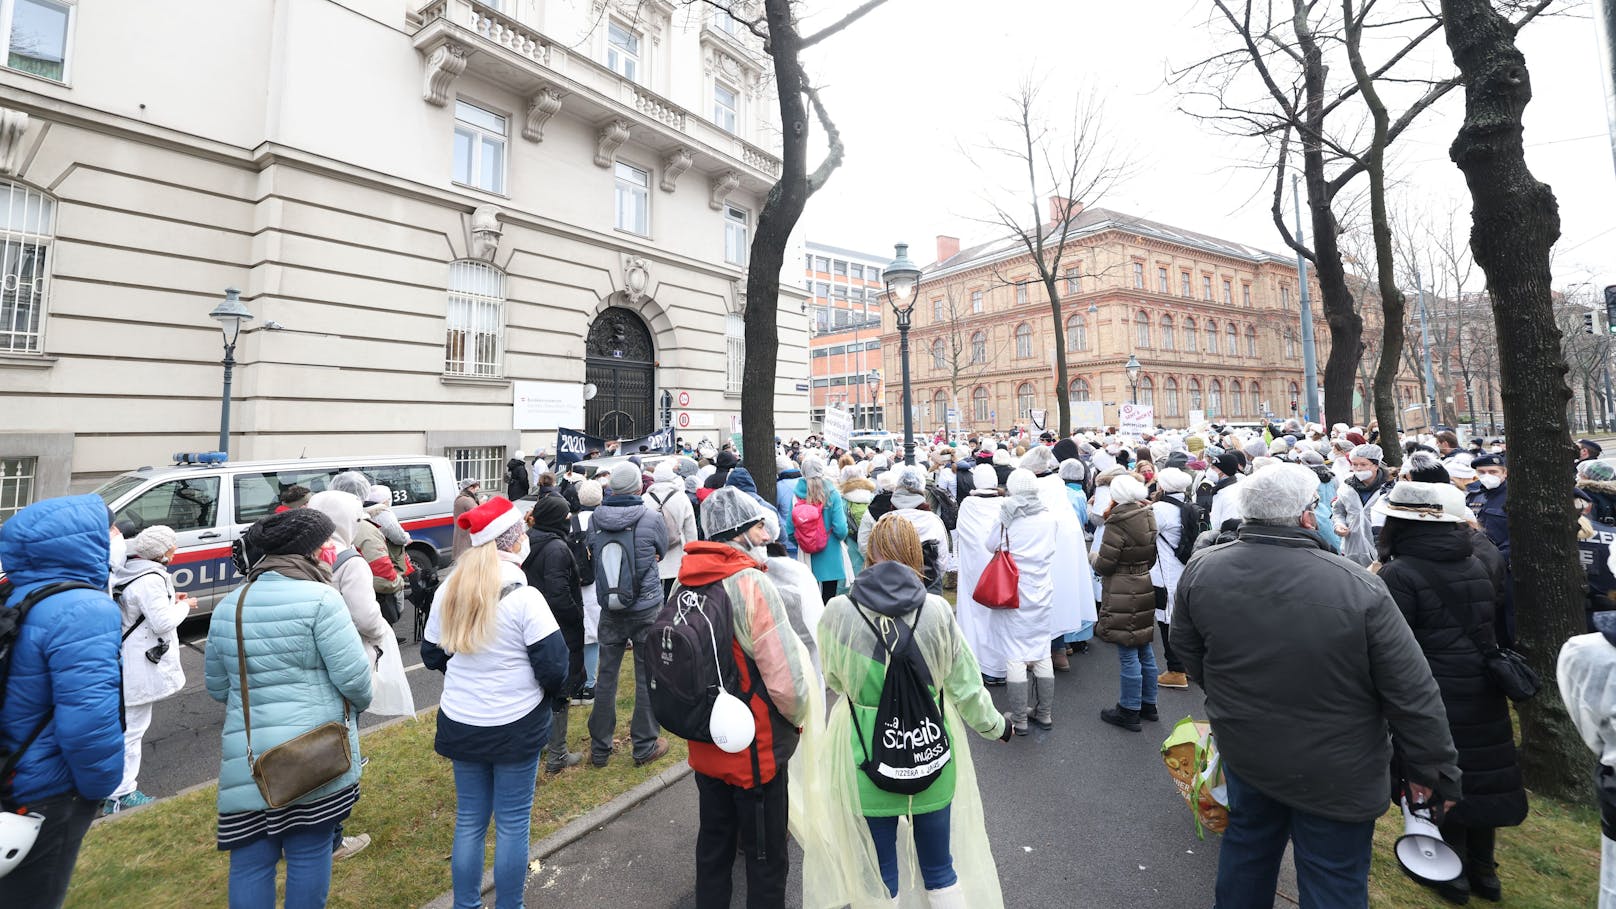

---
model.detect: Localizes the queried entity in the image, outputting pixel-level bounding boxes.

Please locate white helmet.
[708,689,756,754]
[0,810,44,879]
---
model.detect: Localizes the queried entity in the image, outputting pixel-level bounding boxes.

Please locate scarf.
[1000,492,1047,526]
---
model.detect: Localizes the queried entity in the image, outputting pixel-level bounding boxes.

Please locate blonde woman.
[808,515,1010,908]
[421,496,569,909]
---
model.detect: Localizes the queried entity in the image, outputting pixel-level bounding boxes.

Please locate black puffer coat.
[1378,521,1527,828]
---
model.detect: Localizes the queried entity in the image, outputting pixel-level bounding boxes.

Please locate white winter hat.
[1157,468,1192,494]
[1005,468,1038,498]
[972,464,1000,492]
[1110,474,1149,504]
[992,449,1011,467]
[131,525,178,561]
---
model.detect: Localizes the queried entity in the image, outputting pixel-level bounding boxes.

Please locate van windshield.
[94,475,147,509]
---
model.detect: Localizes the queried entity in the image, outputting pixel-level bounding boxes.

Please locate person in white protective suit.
[1018,446,1098,671]
[954,464,1007,685]
[1559,613,1616,909]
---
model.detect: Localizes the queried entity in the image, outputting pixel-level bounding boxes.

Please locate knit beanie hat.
[1005,468,1038,498]
[576,479,603,508]
[972,464,999,491]
[458,476,482,492]
[1052,437,1082,464]
[1187,436,1206,454]
[1110,474,1149,504]
[609,461,642,495]
[716,450,740,470]
[130,525,178,561]
[1157,467,1192,494]
[1212,452,1241,477]
[529,495,571,531]
[246,508,335,557]
[457,496,522,548]
[1404,450,1450,484]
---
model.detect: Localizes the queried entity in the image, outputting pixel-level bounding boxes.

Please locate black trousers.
[1156,587,1185,673]
[694,767,790,909]
[7,790,100,909]
[1438,820,1497,875]
[819,579,838,602]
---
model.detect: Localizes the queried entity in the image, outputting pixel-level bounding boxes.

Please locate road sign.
[677,390,691,407]
[946,408,960,421]
[794,382,809,392]
[677,412,690,428]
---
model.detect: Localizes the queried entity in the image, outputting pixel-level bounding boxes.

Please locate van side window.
[116,477,220,533]
[363,464,437,506]
[234,470,338,524]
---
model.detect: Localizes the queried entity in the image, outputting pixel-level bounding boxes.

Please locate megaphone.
[1395,798,1463,885]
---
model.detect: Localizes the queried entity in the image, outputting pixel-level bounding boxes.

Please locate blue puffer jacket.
[205,570,373,814]
[0,495,124,805]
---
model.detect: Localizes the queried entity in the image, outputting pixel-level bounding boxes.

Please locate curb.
[419,760,694,909]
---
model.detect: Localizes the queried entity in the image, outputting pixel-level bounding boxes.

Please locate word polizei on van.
[94,454,462,613]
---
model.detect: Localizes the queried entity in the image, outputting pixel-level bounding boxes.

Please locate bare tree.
[1440,0,1585,801]
[691,0,892,484]
[965,81,1128,437]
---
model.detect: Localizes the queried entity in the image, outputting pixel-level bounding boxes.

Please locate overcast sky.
[790,0,1613,292]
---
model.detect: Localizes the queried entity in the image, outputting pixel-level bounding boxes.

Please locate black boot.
[1138,702,1159,722]
[1431,876,1470,905]
[1100,704,1141,732]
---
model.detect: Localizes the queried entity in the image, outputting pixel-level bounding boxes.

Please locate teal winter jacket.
[792,478,849,583]
[205,571,373,814]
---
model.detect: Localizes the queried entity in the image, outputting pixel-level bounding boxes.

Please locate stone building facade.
[882,204,1423,435]
[0,0,806,511]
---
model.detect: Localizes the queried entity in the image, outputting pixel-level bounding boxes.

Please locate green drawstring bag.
[1161,716,1230,838]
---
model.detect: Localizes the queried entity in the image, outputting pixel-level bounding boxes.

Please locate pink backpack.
[792,499,829,554]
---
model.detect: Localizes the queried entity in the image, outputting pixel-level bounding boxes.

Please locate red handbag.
[973,527,1020,609]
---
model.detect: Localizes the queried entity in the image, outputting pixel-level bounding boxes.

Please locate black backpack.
[846,599,951,795]
[1169,496,1203,565]
[569,511,595,588]
[0,579,102,801]
[648,581,738,744]
[926,485,959,533]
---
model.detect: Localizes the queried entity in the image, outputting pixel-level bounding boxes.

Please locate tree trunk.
[1441,0,1587,802]
[1045,276,1071,436]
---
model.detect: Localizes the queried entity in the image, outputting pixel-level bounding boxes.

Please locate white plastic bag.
[368,633,416,717]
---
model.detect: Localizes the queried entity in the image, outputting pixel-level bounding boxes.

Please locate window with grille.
[1242,284,1252,307]
[973,386,989,421]
[1,181,52,354]
[444,260,505,377]
[452,101,507,194]
[725,312,745,394]
[1017,383,1036,417]
[1015,323,1033,358]
[0,456,35,527]
[1066,315,1086,352]
[724,204,748,266]
[607,21,640,81]
[1205,320,1218,352]
[1202,276,1213,300]
[4,0,70,81]
[931,298,943,322]
[1180,272,1191,297]
[1064,266,1080,294]
[1164,378,1180,417]
[1208,380,1222,416]
[446,447,504,495]
[1157,267,1169,293]
[1223,280,1233,305]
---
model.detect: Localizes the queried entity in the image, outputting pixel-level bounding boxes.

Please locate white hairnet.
[701,486,764,540]
[1351,443,1384,463]
[971,464,999,491]
[1019,445,1057,475]
[895,466,926,494]
[330,470,371,499]
[1238,464,1317,522]
[1058,459,1086,483]
[1558,633,1616,768]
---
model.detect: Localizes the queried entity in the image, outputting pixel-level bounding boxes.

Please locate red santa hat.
[457,496,523,548]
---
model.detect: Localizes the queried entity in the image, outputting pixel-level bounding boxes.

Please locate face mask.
[108,533,127,570]
[514,535,532,563]
[1353,469,1376,484]
[1478,474,1502,490]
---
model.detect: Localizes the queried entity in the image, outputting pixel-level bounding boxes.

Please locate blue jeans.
[452,754,541,909]
[1215,766,1377,909]
[865,806,957,897]
[1116,643,1158,710]
[583,642,599,688]
[228,822,337,909]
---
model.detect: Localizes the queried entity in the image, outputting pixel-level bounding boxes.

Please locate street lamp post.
[1125,354,1142,405]
[208,287,254,458]
[884,243,923,466]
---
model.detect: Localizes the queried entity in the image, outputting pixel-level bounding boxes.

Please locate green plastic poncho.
[795,583,1006,908]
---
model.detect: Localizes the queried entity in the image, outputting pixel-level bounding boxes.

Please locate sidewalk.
[514,639,1302,907]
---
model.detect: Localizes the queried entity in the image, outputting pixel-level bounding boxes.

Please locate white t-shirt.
[428,555,560,726]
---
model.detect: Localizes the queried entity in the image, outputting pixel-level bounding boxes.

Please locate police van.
[94,455,460,614]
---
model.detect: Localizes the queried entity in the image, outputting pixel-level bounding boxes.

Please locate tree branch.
[799,0,889,49]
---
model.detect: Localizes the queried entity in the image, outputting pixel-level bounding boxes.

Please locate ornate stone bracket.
[522,85,566,142]
[0,107,28,177]
[660,147,693,192]
[594,119,631,168]
[421,40,469,106]
[468,205,503,262]
[708,170,740,211]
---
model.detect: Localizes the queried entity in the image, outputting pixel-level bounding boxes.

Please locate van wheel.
[407,543,439,571]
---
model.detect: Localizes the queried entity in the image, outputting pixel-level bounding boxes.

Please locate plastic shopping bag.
[368,633,416,717]
[1162,716,1229,838]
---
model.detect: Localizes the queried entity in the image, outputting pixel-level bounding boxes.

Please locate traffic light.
[1605,285,1616,334]
[1585,312,1596,335]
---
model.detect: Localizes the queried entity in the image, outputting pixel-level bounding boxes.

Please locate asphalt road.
[524,638,1230,908]
[138,610,442,800]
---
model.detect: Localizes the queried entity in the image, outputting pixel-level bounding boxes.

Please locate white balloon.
[709,689,755,754]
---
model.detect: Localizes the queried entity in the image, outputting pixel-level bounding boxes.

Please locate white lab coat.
[1150,497,1188,624]
[954,494,1005,676]
[1031,472,1096,635]
[981,508,1060,665]
[1208,477,1243,534]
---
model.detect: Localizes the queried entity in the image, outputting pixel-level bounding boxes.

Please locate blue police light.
[174,451,229,465]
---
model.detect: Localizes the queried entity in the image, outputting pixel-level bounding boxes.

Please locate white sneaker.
[333,833,371,862]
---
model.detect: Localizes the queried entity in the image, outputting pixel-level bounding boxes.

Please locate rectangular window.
[1016,283,1028,305]
[1202,276,1213,300]
[1281,285,1292,308]
[4,0,70,82]
[1223,280,1233,305]
[0,456,35,526]
[868,268,881,283]
[1131,262,1144,288]
[1180,272,1191,297]
[607,21,640,81]
[726,312,745,394]
[804,254,813,271]
[971,290,983,313]
[1157,267,1169,293]
[832,284,848,300]
[714,10,740,35]
[815,256,829,273]
[832,259,848,276]
[713,81,738,133]
[614,162,650,235]
[445,260,505,377]
[1242,284,1252,307]
[446,447,505,496]
[115,477,220,534]
[815,281,829,298]
[1064,266,1080,294]
[452,101,507,194]
[723,204,748,266]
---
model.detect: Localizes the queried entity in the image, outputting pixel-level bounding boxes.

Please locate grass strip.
[65,662,686,909]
